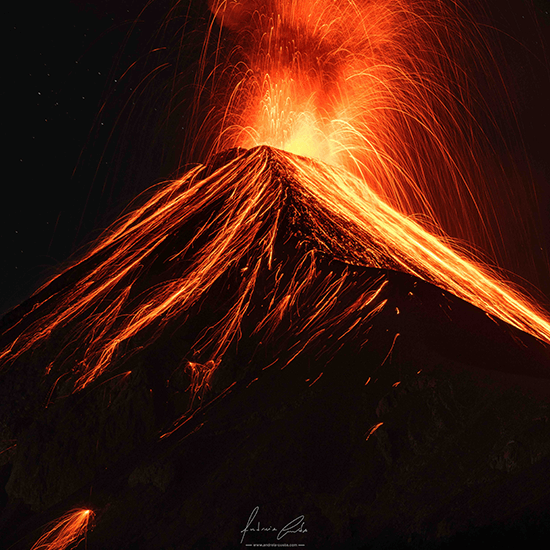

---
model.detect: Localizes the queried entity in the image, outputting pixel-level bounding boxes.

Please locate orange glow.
[208,0,517,250]
[308,372,323,386]
[382,332,400,366]
[1,1,549,410]
[366,422,384,441]
[30,509,93,550]
[1,146,548,404]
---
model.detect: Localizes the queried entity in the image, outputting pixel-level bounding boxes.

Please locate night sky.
[5,0,550,316]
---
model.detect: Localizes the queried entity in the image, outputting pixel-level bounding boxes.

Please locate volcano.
[1,146,549,549]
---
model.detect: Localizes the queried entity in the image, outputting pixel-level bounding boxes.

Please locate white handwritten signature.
[240,506,307,543]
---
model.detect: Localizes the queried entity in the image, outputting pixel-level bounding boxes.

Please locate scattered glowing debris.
[381,333,400,366]
[365,422,384,441]
[30,508,94,550]
[0,443,16,457]
[308,372,323,387]
[1,0,550,417]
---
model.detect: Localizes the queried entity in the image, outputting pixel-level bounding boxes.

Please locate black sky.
[4,0,550,316]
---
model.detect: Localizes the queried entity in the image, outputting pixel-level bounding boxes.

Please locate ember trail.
[1,146,548,395]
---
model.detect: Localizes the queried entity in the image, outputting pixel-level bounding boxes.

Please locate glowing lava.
[30,509,93,550]
[2,3,549,547]
[1,146,548,401]
[0,1,548,420]
[202,0,547,287]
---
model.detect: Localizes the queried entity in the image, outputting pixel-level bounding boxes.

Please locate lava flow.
[0,145,548,401]
[0,0,548,453]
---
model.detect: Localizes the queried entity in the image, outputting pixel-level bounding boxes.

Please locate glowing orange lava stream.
[0,145,548,401]
[1,1,548,403]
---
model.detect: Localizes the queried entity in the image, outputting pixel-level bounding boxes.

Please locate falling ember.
[29,509,94,550]
[366,422,384,441]
[309,372,324,386]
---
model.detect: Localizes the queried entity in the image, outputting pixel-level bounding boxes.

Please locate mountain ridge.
[1,145,549,548]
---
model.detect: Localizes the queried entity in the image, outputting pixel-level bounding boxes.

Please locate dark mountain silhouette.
[1,146,549,549]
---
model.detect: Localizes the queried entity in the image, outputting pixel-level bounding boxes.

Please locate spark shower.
[4,0,549,382]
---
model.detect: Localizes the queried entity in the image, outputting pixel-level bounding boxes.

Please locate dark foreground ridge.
[1,147,549,548]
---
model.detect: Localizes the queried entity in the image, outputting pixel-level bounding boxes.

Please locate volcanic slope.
[1,146,549,548]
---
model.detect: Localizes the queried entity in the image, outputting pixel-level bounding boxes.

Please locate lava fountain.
[205,0,546,265]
